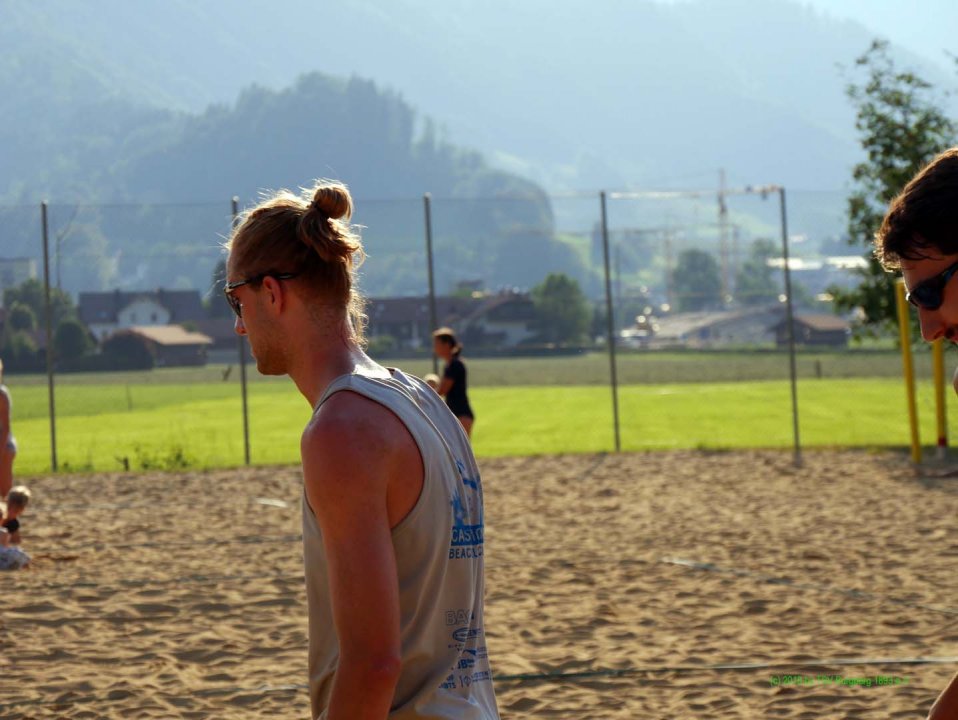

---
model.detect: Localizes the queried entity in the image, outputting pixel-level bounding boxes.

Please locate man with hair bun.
[225,180,499,720]
[873,147,958,720]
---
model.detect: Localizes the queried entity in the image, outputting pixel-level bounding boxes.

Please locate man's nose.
[918,308,947,342]
[234,314,246,336]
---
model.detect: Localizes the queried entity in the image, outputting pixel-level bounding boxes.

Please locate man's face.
[900,251,958,343]
[226,260,289,376]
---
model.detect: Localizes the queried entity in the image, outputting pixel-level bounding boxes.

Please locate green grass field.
[6,350,953,474]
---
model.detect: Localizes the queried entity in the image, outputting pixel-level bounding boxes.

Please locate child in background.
[3,485,31,544]
[0,486,30,569]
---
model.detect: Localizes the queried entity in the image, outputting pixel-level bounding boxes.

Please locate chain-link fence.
[0,186,950,475]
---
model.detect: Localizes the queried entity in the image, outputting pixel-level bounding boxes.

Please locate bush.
[0,331,42,373]
[55,318,94,367]
[7,302,37,333]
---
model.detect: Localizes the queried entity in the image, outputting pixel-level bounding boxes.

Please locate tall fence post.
[933,338,948,458]
[40,201,58,472]
[599,191,622,453]
[231,197,251,466]
[895,280,921,464]
[423,193,439,375]
[778,187,801,467]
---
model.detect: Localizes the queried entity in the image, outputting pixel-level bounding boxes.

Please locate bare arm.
[0,392,9,448]
[302,394,405,720]
[437,377,453,397]
[0,393,11,499]
[928,673,958,720]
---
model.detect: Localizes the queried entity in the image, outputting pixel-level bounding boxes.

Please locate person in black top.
[432,327,474,438]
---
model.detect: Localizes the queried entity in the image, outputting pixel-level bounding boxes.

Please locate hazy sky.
[803,0,956,69]
[658,0,957,71]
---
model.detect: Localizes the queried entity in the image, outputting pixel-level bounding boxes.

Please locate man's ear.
[261,276,286,315]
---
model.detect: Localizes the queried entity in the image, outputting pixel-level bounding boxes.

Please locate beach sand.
[2,450,956,718]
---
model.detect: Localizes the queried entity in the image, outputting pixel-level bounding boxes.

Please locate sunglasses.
[906,260,958,310]
[223,272,299,317]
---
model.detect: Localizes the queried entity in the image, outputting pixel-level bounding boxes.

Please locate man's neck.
[287,337,356,408]
[287,331,388,409]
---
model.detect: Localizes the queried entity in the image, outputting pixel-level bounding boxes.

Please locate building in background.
[459,291,537,349]
[772,314,850,348]
[124,325,213,366]
[366,296,478,350]
[648,306,786,349]
[366,290,537,352]
[78,289,205,341]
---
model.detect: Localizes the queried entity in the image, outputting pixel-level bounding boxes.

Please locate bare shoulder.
[301,390,418,497]
[304,390,411,457]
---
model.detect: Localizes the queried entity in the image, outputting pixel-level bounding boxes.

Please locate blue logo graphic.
[452,627,483,643]
[449,459,484,555]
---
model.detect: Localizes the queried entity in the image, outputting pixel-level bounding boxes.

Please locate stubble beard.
[251,327,289,376]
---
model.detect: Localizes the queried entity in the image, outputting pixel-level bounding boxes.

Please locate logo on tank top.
[449,460,484,560]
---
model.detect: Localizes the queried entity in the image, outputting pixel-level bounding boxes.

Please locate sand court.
[2,450,958,718]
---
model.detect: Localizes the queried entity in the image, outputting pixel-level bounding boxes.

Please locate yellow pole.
[933,337,948,457]
[895,280,921,464]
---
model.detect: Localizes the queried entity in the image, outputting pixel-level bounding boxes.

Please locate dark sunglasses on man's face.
[906,260,958,311]
[223,272,299,318]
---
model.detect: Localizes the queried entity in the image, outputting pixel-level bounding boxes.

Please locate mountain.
[1,66,564,298]
[2,0,956,305]
[3,0,956,199]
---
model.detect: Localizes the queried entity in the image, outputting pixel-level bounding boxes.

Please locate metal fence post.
[423,193,439,375]
[933,338,948,457]
[231,197,251,466]
[599,191,622,452]
[40,201,58,472]
[778,187,802,467]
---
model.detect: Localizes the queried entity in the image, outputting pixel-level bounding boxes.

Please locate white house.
[79,289,205,342]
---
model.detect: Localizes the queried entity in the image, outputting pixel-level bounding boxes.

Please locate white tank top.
[302,369,500,720]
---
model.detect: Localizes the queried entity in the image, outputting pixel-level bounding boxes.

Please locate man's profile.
[224,180,500,720]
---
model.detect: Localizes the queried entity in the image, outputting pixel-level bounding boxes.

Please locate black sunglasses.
[906,260,958,310]
[223,272,299,317]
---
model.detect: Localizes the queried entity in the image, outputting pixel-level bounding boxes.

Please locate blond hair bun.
[298,181,363,264]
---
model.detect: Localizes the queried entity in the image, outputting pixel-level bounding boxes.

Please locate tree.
[6,302,36,333]
[54,318,93,365]
[672,249,722,312]
[531,273,590,345]
[0,331,40,373]
[831,40,955,333]
[3,278,77,328]
[735,239,780,306]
